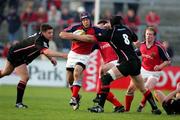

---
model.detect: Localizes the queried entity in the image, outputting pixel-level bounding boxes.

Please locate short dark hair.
[40,24,53,32]
[97,20,108,25]
[110,15,124,27]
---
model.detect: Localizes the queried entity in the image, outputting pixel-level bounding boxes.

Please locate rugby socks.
[69,85,73,93]
[72,85,81,98]
[98,73,113,108]
[106,92,122,107]
[16,80,27,104]
[99,92,108,108]
[140,96,147,107]
[125,95,134,111]
[144,90,158,110]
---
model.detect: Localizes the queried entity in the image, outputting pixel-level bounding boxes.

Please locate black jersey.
[7,32,49,67]
[96,25,139,63]
[162,99,180,115]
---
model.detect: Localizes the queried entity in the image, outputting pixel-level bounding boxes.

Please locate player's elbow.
[41,48,49,56]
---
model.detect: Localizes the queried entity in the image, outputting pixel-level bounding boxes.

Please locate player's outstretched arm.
[59,32,96,42]
[42,48,67,59]
[59,31,79,41]
[163,83,180,102]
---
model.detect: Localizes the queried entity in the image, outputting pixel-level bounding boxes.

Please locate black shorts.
[162,99,180,115]
[7,48,25,67]
[116,59,141,76]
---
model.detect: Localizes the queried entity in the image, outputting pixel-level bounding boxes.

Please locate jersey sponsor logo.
[100,44,110,49]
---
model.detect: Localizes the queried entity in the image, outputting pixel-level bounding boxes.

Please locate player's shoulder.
[92,26,104,33]
[71,23,82,29]
[155,41,165,49]
[64,23,82,32]
[140,41,146,48]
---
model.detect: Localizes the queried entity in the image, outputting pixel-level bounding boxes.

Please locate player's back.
[109,25,138,62]
[98,42,118,63]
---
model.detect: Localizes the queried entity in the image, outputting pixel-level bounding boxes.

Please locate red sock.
[70,86,73,93]
[140,96,147,107]
[96,78,101,94]
[106,92,122,107]
[141,90,151,107]
[72,85,81,98]
[125,95,134,111]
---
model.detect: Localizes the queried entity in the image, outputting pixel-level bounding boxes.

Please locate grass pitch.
[0,85,178,120]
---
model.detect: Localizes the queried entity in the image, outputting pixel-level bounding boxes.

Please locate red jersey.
[98,42,118,63]
[140,41,170,71]
[64,23,101,54]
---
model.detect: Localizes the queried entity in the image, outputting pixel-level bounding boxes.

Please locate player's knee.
[22,75,29,82]
[127,87,135,95]
[73,80,82,86]
[145,77,158,90]
[73,71,80,79]
[101,73,113,86]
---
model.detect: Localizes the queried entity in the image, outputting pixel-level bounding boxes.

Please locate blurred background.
[0,0,179,65]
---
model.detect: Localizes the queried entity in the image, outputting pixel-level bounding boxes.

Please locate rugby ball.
[73,30,85,35]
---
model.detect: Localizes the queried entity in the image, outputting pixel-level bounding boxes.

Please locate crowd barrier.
[0,58,67,87]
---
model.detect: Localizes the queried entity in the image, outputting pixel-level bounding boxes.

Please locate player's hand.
[176,82,180,92]
[61,53,68,59]
[133,40,141,48]
[50,57,57,66]
[154,65,161,71]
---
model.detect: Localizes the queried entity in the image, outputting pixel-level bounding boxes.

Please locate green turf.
[0,85,179,120]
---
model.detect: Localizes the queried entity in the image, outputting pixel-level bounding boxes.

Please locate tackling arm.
[42,48,67,59]
[59,31,96,42]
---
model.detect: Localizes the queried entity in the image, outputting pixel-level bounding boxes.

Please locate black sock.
[98,93,108,108]
[16,81,26,104]
[98,73,113,108]
[145,90,158,110]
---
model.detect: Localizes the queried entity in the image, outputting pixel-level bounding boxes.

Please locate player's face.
[82,18,91,28]
[97,23,105,29]
[43,29,53,40]
[145,30,155,43]
[104,22,111,29]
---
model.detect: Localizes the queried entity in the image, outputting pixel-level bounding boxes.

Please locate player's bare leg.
[69,64,83,110]
[0,60,14,78]
[93,63,124,112]
[137,77,159,110]
[15,64,29,108]
[125,80,136,111]
[154,90,166,104]
[131,75,161,114]
[88,66,125,113]
[66,69,74,93]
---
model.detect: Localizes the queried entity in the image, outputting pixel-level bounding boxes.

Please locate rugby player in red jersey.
[59,12,102,110]
[125,26,171,112]
[63,16,162,114]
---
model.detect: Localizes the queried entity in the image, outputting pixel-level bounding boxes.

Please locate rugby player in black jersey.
[154,83,180,115]
[0,24,67,108]
[67,16,162,114]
